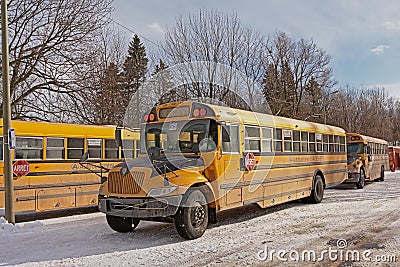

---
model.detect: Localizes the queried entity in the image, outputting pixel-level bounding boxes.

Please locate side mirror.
[79,152,89,162]
[368,155,372,161]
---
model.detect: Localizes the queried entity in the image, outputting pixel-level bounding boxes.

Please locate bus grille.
[108,171,145,194]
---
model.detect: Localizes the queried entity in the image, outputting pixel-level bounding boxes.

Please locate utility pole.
[2,0,15,224]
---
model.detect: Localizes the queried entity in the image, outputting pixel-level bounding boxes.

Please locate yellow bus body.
[0,120,140,214]
[345,133,389,187]
[99,101,348,239]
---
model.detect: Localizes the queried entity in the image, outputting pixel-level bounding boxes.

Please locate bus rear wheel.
[175,188,209,240]
[106,215,140,233]
[378,166,385,182]
[356,169,365,189]
[307,175,324,204]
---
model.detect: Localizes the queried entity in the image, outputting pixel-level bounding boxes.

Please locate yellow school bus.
[0,120,140,215]
[345,133,389,189]
[98,101,348,239]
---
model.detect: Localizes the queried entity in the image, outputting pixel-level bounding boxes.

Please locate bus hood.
[117,154,205,178]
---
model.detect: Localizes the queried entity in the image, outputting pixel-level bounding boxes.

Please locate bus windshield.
[347,142,364,154]
[142,119,218,153]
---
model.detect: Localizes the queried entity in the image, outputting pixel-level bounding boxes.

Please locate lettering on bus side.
[72,163,116,170]
[289,155,325,163]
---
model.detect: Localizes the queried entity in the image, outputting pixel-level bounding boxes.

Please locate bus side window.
[309,133,316,152]
[334,135,340,152]
[222,124,240,153]
[340,136,346,152]
[15,137,43,160]
[67,138,84,159]
[105,139,118,159]
[262,127,273,152]
[316,133,323,152]
[244,126,260,152]
[301,131,308,152]
[329,135,334,152]
[274,128,283,152]
[283,130,292,152]
[221,125,231,152]
[323,134,329,152]
[367,145,371,155]
[292,130,300,152]
[87,139,102,159]
[47,137,65,159]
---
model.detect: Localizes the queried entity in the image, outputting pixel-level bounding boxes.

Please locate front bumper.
[344,172,360,183]
[98,195,182,218]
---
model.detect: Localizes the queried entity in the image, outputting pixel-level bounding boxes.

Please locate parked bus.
[97,101,348,239]
[0,120,140,215]
[345,133,389,189]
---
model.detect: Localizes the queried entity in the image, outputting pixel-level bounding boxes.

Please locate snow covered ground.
[1,172,399,267]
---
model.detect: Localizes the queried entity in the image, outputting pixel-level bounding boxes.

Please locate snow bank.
[0,216,43,236]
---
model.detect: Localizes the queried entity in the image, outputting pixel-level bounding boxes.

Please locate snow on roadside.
[0,216,43,236]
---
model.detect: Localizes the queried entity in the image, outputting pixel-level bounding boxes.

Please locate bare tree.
[263,32,335,119]
[67,24,129,125]
[0,0,113,121]
[328,86,399,143]
[162,9,267,111]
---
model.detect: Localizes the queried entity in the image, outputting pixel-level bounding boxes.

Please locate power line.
[109,18,162,48]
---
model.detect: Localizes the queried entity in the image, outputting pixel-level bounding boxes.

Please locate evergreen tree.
[122,34,148,96]
[153,59,168,75]
[120,34,148,126]
[263,61,295,117]
[95,62,125,125]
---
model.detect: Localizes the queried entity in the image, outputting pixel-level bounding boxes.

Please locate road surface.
[1,172,399,266]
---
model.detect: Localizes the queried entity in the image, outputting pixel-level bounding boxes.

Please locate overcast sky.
[113,0,400,98]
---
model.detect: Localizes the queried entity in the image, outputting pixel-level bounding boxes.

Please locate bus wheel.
[307,175,324,204]
[106,215,140,233]
[175,188,209,240]
[356,169,365,189]
[378,166,385,182]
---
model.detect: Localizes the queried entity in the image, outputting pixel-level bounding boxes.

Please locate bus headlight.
[147,186,178,197]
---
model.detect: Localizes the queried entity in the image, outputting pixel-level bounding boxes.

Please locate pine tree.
[120,34,148,126]
[122,34,148,96]
[95,62,125,125]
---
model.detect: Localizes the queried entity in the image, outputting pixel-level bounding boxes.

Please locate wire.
[109,17,162,48]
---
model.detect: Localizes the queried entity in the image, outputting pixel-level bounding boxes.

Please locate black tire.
[106,215,140,233]
[356,168,365,189]
[175,188,209,240]
[307,175,324,204]
[378,166,385,182]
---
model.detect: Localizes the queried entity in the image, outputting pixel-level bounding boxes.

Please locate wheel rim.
[360,170,365,186]
[316,180,323,199]
[191,202,206,228]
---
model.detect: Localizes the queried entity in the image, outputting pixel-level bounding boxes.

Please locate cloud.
[370,45,389,55]
[147,23,165,34]
[382,20,400,31]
